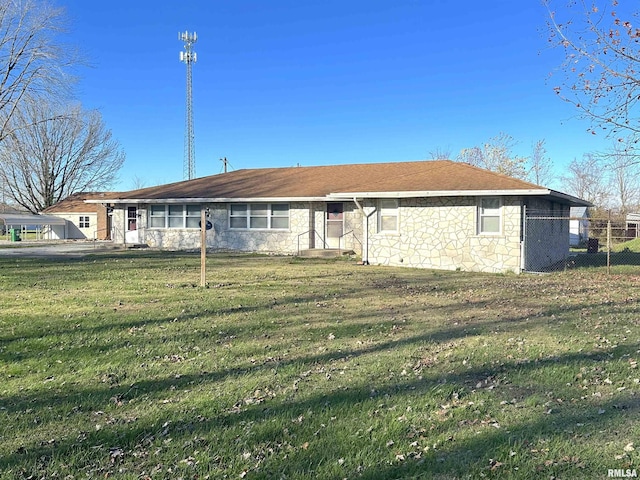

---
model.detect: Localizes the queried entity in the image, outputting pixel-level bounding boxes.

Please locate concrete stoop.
[125,243,150,249]
[298,248,355,258]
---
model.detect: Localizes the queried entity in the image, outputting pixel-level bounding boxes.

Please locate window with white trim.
[229,203,289,230]
[148,205,202,228]
[79,216,90,228]
[378,199,399,232]
[478,197,501,234]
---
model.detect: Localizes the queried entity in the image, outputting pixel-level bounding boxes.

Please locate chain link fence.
[523,211,640,273]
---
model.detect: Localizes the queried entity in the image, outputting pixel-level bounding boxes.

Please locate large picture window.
[478,197,501,234]
[378,199,398,232]
[229,203,289,230]
[148,205,203,229]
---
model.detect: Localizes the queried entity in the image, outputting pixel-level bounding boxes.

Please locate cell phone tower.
[179,31,197,180]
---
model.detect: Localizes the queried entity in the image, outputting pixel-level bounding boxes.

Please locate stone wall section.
[133,202,310,254]
[366,196,523,273]
[110,197,570,274]
[111,208,126,244]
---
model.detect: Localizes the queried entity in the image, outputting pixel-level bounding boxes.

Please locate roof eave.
[329,189,592,206]
[328,189,550,199]
[86,190,592,207]
[85,197,330,204]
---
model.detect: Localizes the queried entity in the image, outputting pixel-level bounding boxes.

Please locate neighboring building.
[626,213,640,239]
[43,192,115,240]
[569,206,589,246]
[88,160,590,273]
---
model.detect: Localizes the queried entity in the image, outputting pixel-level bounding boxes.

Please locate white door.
[124,206,139,244]
[326,203,343,248]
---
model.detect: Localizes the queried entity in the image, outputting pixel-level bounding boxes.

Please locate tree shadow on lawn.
[1,344,635,478]
[0,290,609,415]
[1,262,573,366]
[0,296,637,478]
[1,283,624,420]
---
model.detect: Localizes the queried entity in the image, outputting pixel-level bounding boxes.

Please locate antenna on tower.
[179,31,197,180]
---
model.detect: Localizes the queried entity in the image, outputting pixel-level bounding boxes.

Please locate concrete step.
[126,243,149,249]
[298,248,355,258]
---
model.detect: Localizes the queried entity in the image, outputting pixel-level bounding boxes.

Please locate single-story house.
[42,192,115,240]
[87,160,590,273]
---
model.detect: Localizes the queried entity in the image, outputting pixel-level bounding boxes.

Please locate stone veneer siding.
[111,208,126,243]
[110,197,570,274]
[112,201,365,255]
[118,202,310,253]
[364,196,524,274]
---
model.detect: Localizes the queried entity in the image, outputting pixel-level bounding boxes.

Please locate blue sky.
[60,0,612,191]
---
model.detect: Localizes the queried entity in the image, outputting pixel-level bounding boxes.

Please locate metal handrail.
[92,226,112,241]
[297,229,328,255]
[338,229,362,254]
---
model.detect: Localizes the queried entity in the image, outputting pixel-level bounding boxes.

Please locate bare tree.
[128,175,148,190]
[0,0,78,142]
[428,147,452,160]
[544,0,640,140]
[528,139,554,186]
[0,100,125,213]
[606,141,640,214]
[457,132,529,179]
[560,153,611,207]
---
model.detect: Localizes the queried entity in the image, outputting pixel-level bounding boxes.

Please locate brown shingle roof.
[42,192,118,213]
[110,160,547,200]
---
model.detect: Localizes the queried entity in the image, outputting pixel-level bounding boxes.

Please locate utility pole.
[179,31,197,180]
[220,157,228,173]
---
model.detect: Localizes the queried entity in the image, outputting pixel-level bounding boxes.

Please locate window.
[230,204,248,229]
[378,199,398,232]
[186,205,201,228]
[168,205,184,228]
[147,205,203,229]
[229,203,289,230]
[79,216,90,228]
[479,197,501,234]
[250,203,269,229]
[149,205,166,227]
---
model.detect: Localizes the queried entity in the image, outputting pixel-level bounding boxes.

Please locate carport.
[0,213,68,241]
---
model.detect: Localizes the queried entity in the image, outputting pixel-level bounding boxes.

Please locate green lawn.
[612,237,640,253]
[0,251,639,479]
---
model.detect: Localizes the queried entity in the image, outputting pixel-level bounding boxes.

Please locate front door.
[326,203,343,248]
[125,206,139,244]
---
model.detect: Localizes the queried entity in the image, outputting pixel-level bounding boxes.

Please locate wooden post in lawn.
[201,207,207,286]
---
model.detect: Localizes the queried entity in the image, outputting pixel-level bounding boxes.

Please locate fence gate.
[522,210,571,273]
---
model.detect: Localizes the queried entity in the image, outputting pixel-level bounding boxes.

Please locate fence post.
[521,205,527,272]
[607,210,611,275]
